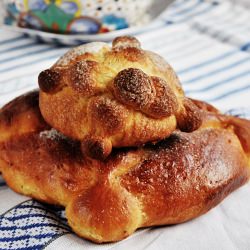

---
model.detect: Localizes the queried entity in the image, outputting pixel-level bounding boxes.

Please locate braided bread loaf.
[0,91,249,243]
[38,36,201,159]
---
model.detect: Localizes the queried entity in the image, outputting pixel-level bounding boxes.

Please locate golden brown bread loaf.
[0,90,249,243]
[38,36,202,159]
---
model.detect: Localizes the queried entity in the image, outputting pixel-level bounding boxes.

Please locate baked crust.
[0,91,249,243]
[38,36,201,159]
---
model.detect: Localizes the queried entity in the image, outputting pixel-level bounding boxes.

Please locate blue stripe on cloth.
[0,182,6,190]
[170,0,189,8]
[0,73,39,85]
[140,32,190,53]
[17,204,62,211]
[0,83,36,96]
[165,2,217,25]
[6,205,68,222]
[0,200,71,250]
[0,47,56,65]
[0,223,69,232]
[169,0,203,16]
[169,42,211,61]
[0,233,57,242]
[0,53,64,73]
[164,40,218,62]
[8,203,68,214]
[185,70,250,94]
[1,245,58,250]
[159,35,208,58]
[0,36,26,46]
[149,32,191,48]
[190,20,250,48]
[177,49,238,74]
[74,39,88,45]
[4,212,67,223]
[208,84,250,102]
[226,108,250,119]
[184,57,250,84]
[241,42,250,51]
[0,42,42,54]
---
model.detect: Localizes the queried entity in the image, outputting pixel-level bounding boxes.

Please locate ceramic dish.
[0,0,173,45]
[2,0,154,34]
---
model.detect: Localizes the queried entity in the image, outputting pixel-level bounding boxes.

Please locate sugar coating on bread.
[38,36,202,159]
[112,36,141,49]
[39,128,67,141]
[56,42,109,67]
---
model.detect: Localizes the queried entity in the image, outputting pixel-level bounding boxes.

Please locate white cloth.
[0,0,250,249]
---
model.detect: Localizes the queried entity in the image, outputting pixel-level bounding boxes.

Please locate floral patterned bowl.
[3,0,153,34]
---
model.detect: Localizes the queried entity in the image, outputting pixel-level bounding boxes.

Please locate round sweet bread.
[38,36,201,159]
[0,91,249,243]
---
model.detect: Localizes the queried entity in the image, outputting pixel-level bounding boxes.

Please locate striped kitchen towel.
[0,0,250,249]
